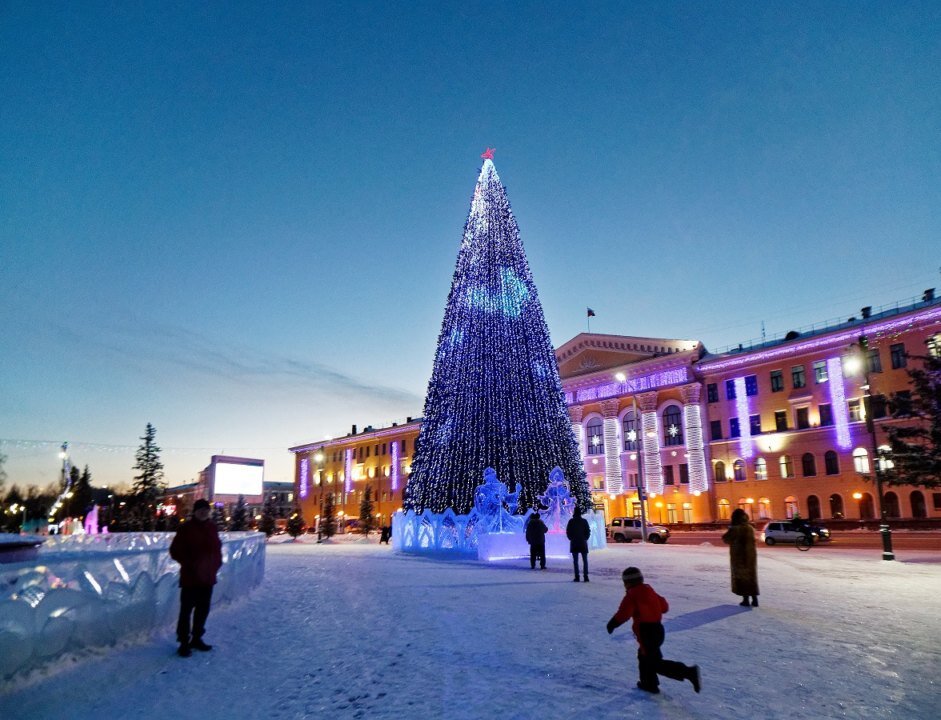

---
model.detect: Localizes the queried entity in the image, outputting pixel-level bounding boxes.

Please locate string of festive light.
[683,403,709,494]
[828,357,853,450]
[602,417,623,494]
[299,457,309,498]
[640,410,664,496]
[403,155,590,514]
[734,376,754,459]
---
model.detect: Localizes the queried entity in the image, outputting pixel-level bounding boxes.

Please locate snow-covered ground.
[2,536,939,719]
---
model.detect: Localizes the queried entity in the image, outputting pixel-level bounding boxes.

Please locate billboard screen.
[213,461,264,498]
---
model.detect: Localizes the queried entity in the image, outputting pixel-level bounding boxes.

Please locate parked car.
[606,517,671,544]
[761,520,831,546]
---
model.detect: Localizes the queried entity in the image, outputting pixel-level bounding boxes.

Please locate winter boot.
[688,665,701,693]
[751,596,759,607]
[177,643,192,658]
[191,638,213,652]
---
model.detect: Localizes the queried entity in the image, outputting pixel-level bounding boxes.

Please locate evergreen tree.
[65,466,81,517]
[211,503,227,531]
[321,493,337,538]
[404,153,590,514]
[258,494,277,537]
[359,486,376,536]
[0,449,7,492]
[286,507,305,539]
[132,423,165,522]
[230,494,248,531]
[884,352,941,488]
[68,465,94,520]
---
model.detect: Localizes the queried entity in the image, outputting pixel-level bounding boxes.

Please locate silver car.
[606,517,671,544]
[761,520,831,546]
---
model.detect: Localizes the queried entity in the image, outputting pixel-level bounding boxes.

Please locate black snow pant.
[177,586,213,644]
[571,551,588,579]
[636,621,690,689]
[530,543,546,569]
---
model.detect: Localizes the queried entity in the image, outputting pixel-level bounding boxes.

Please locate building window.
[729,418,740,438]
[755,458,768,480]
[745,375,758,396]
[663,465,675,485]
[825,450,839,475]
[714,461,727,483]
[585,418,604,455]
[792,365,806,389]
[718,499,731,520]
[853,448,870,474]
[801,453,817,477]
[733,460,746,481]
[932,493,941,511]
[819,403,833,427]
[725,380,736,400]
[813,360,828,383]
[770,370,784,392]
[890,343,906,369]
[796,407,810,430]
[682,502,693,523]
[749,414,762,435]
[867,348,883,373]
[774,410,788,432]
[622,413,638,451]
[891,391,913,417]
[666,503,677,524]
[710,420,723,441]
[928,334,941,358]
[871,394,888,419]
[785,496,799,519]
[707,383,719,403]
[757,497,771,520]
[848,399,862,422]
[679,464,689,484]
[780,455,794,478]
[663,405,683,446]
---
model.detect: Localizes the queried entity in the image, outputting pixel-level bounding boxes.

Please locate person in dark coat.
[524,512,548,569]
[721,508,760,607]
[606,566,701,694]
[169,498,223,657]
[566,506,591,582]
[379,525,392,544]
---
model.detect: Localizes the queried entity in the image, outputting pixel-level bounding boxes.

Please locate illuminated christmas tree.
[405,149,590,514]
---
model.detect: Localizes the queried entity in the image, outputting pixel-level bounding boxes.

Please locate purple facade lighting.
[567,366,690,405]
[699,307,941,374]
[683,403,709,493]
[734,376,753,459]
[641,411,664,496]
[391,440,400,492]
[344,448,353,493]
[828,357,853,450]
[299,457,309,499]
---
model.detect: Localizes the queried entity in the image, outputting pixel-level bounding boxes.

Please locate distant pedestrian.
[606,566,701,695]
[722,508,760,607]
[525,512,548,569]
[566,507,591,582]
[379,525,392,544]
[169,499,223,657]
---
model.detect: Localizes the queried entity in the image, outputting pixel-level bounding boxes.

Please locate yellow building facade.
[291,294,941,528]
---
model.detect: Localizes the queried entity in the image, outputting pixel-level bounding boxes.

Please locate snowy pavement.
[2,536,939,720]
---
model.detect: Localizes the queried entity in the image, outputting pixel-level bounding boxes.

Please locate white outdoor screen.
[213,462,264,496]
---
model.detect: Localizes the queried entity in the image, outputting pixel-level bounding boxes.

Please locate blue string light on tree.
[404,148,590,515]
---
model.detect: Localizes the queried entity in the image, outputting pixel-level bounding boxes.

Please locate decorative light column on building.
[733,376,754,459]
[828,357,853,449]
[299,457,309,499]
[680,383,709,494]
[344,448,353,495]
[569,406,585,459]
[637,392,664,496]
[391,440,401,492]
[601,399,624,495]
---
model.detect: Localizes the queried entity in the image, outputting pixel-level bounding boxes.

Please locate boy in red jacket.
[169,499,223,657]
[606,566,701,694]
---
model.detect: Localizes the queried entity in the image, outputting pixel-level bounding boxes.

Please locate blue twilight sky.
[1,2,939,492]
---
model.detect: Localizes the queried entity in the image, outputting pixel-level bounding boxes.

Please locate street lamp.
[846,337,894,561]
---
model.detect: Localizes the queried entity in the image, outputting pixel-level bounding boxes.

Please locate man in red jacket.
[606,566,701,694]
[170,498,223,657]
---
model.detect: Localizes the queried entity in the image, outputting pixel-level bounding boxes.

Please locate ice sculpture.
[473,467,522,533]
[536,466,576,533]
[83,505,99,535]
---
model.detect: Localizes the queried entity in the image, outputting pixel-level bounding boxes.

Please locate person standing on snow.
[606,566,701,695]
[721,508,760,607]
[566,506,591,582]
[525,511,548,569]
[170,498,223,657]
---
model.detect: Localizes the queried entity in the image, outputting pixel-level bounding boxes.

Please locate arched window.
[755,458,768,480]
[857,492,875,519]
[622,412,637,451]
[714,461,727,483]
[829,493,844,519]
[662,405,684,446]
[883,492,900,518]
[853,448,870,473]
[911,490,927,518]
[807,495,821,520]
[757,497,771,519]
[586,418,604,455]
[733,460,746,481]
[801,453,817,477]
[717,499,731,520]
[824,450,839,475]
[779,455,794,478]
[784,496,799,518]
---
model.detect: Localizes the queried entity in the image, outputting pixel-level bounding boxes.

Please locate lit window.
[755,458,768,480]
[663,405,683,446]
[853,448,870,474]
[733,460,746,481]
[586,418,604,455]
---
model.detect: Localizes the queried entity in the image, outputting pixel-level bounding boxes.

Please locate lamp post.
[847,337,894,561]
